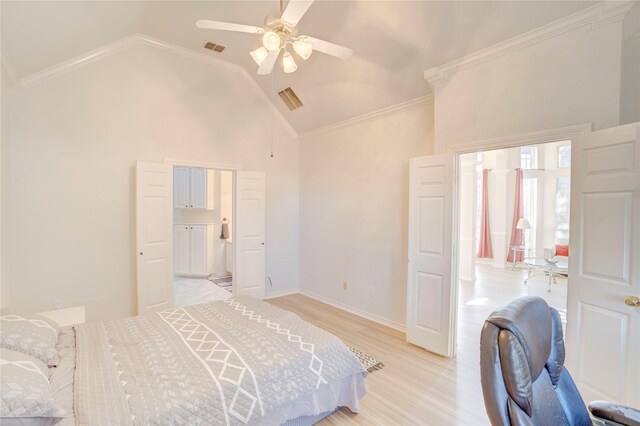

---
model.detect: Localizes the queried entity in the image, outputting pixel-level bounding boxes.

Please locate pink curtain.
[507,168,525,263]
[477,169,493,258]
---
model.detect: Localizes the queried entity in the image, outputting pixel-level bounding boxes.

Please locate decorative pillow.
[0,313,61,366]
[0,348,66,424]
[555,244,569,257]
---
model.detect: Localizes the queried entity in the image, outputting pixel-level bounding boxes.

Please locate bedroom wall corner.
[3,42,300,320]
[429,9,626,152]
[620,2,640,125]
[0,69,12,311]
[298,96,434,329]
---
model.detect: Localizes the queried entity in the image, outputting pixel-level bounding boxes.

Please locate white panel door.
[136,161,173,314]
[190,168,206,209]
[407,154,456,357]
[235,171,266,298]
[173,167,190,209]
[174,225,190,275]
[189,225,207,276]
[566,123,640,406]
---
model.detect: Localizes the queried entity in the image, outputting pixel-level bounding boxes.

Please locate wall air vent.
[204,42,226,53]
[277,87,303,111]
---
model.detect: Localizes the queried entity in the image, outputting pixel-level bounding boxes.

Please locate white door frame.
[163,158,241,291]
[446,123,592,352]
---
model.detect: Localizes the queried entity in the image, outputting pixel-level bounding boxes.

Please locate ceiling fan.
[196,0,353,75]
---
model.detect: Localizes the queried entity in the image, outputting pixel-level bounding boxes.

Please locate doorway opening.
[455,140,571,352]
[172,165,235,307]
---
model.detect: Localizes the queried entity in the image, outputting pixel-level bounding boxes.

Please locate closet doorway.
[135,160,266,314]
[172,165,235,307]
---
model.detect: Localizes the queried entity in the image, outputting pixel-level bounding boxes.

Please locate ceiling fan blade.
[302,36,353,60]
[258,49,280,75]
[196,20,264,34]
[281,0,315,26]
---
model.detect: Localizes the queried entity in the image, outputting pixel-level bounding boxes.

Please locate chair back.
[480,296,592,426]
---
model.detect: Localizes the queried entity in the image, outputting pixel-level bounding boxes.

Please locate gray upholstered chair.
[480,296,640,426]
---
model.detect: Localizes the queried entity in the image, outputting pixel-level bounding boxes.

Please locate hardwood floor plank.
[268,264,566,425]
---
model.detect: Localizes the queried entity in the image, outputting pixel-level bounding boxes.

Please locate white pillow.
[0,313,61,366]
[0,348,67,425]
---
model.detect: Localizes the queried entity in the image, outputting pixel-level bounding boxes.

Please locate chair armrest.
[588,401,640,426]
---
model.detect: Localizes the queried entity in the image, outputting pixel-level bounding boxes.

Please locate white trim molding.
[446,123,593,154]
[300,95,433,138]
[163,158,241,171]
[299,289,406,332]
[263,289,300,300]
[12,33,298,138]
[424,1,634,88]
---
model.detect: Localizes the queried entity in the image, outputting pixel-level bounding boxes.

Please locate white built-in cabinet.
[174,224,214,277]
[173,167,215,209]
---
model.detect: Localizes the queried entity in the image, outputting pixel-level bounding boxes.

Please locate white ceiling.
[1,1,596,134]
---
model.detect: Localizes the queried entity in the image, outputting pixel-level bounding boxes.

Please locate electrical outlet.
[342,282,348,290]
[53,299,64,310]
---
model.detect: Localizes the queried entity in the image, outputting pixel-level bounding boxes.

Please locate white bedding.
[49,327,76,426]
[48,299,367,425]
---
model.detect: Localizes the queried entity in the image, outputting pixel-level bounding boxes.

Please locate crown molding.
[1,47,18,86]
[625,28,640,46]
[12,33,298,138]
[445,123,593,154]
[424,1,634,88]
[300,94,433,138]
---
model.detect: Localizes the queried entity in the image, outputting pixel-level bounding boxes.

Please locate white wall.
[432,20,624,151]
[299,98,434,328]
[1,42,299,321]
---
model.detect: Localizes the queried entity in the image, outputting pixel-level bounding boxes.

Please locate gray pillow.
[0,348,66,424]
[0,313,61,366]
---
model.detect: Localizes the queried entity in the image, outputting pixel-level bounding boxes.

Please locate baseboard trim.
[263,289,300,300]
[299,289,406,332]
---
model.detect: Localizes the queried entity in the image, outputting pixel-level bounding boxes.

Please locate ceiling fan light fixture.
[293,40,313,60]
[262,31,281,51]
[282,52,298,73]
[250,46,269,65]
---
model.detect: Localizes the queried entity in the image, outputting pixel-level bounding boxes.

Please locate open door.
[136,161,173,314]
[407,154,456,357]
[235,171,266,298]
[566,123,640,406]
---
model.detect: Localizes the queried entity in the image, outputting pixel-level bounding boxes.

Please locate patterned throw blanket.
[74,297,367,425]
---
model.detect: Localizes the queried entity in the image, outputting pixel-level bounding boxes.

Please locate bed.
[47,296,368,425]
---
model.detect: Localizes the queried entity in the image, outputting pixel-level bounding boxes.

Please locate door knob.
[624,296,640,307]
[139,252,143,256]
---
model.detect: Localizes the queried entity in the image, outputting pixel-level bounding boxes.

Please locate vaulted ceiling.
[1,1,596,134]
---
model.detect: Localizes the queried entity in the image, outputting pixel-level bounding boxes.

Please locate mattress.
[48,297,367,425]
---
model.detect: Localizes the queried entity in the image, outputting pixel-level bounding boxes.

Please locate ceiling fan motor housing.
[264,11,297,47]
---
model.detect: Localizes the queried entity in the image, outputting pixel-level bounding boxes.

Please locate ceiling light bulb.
[250,46,269,66]
[262,31,281,51]
[293,40,313,60]
[282,51,298,73]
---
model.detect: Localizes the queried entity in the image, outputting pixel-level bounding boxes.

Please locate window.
[520,147,537,169]
[476,173,482,252]
[475,153,483,252]
[558,145,571,168]
[523,177,537,252]
[556,176,571,241]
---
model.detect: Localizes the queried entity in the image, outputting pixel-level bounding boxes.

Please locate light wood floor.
[268,264,567,425]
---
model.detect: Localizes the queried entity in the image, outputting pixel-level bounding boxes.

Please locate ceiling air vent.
[278,87,303,111]
[204,42,226,53]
